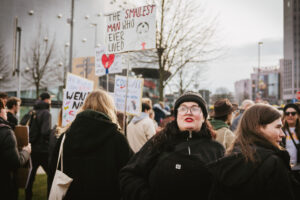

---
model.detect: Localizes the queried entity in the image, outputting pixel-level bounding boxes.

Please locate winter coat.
[0,117,30,200]
[127,112,156,152]
[210,119,235,149]
[32,100,52,153]
[120,127,225,200]
[49,109,133,200]
[230,110,244,131]
[208,143,300,200]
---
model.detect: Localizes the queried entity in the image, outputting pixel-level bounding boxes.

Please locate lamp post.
[256,41,263,100]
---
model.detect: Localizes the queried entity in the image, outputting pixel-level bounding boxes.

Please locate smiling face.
[176,102,204,132]
[284,107,298,127]
[260,118,285,144]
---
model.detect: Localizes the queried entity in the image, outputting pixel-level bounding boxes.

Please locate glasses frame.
[285,112,297,116]
[177,105,202,115]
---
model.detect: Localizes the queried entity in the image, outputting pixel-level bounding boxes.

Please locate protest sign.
[95,46,122,76]
[62,73,94,127]
[105,5,156,53]
[114,75,144,115]
[65,73,94,91]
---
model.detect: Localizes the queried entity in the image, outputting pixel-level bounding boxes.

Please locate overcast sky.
[199,0,283,93]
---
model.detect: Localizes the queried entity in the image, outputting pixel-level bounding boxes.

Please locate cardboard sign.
[14,125,29,150]
[95,47,123,76]
[114,75,144,115]
[63,73,94,127]
[104,5,156,53]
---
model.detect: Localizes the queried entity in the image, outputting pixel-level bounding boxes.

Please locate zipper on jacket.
[187,131,192,155]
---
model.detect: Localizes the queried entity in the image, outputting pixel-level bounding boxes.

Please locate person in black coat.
[209,104,300,200]
[0,99,31,200]
[49,89,133,200]
[25,92,52,200]
[120,91,225,200]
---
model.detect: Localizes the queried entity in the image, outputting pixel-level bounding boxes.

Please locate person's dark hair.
[6,97,21,109]
[0,99,4,110]
[39,92,51,100]
[152,120,216,152]
[214,115,228,122]
[228,104,282,162]
[283,103,300,143]
[0,92,8,99]
[142,103,151,112]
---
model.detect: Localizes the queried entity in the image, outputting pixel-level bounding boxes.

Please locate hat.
[283,103,300,114]
[212,99,235,118]
[174,91,208,119]
[39,92,51,100]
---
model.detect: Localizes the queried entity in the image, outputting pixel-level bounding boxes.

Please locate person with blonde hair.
[49,89,133,200]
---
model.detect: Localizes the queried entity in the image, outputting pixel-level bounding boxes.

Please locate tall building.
[280,0,300,102]
[234,79,252,105]
[251,66,281,104]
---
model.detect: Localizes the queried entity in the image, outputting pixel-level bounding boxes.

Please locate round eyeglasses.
[178,106,202,115]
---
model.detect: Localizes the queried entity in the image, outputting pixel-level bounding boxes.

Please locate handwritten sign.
[114,75,144,115]
[105,5,156,53]
[62,73,94,127]
[65,73,94,91]
[95,47,122,76]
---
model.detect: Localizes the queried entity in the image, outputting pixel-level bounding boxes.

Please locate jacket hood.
[64,109,119,154]
[209,144,286,187]
[131,112,149,124]
[34,100,50,110]
[210,119,229,130]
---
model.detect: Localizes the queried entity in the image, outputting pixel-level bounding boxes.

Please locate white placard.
[95,47,123,77]
[105,5,156,53]
[65,73,94,91]
[62,73,94,127]
[114,75,144,115]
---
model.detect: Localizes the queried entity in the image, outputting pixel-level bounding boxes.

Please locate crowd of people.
[0,90,300,199]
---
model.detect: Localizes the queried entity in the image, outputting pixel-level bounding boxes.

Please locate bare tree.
[130,0,221,100]
[22,27,58,98]
[0,43,11,87]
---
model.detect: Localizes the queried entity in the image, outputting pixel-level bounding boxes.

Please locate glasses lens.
[178,106,187,114]
[286,112,297,116]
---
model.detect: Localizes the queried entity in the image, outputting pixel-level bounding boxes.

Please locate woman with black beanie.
[120,91,225,200]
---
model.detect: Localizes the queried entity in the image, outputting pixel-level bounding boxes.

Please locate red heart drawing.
[101,54,115,69]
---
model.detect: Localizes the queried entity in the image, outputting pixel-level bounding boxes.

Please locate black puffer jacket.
[120,124,225,200]
[49,110,133,200]
[0,117,30,200]
[208,143,300,200]
[32,100,51,153]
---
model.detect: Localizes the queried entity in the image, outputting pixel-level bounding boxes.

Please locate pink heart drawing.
[101,54,115,69]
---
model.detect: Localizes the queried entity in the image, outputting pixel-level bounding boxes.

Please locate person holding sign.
[120,91,224,200]
[0,99,31,200]
[49,89,133,200]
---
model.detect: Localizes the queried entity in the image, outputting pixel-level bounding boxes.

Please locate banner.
[62,73,94,127]
[114,75,144,115]
[105,5,156,53]
[95,47,122,76]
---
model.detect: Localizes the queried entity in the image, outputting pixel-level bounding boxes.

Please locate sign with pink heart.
[95,47,122,77]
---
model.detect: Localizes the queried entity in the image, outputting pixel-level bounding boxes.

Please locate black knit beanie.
[174,91,208,119]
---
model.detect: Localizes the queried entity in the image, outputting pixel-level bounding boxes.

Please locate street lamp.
[256,41,263,101]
